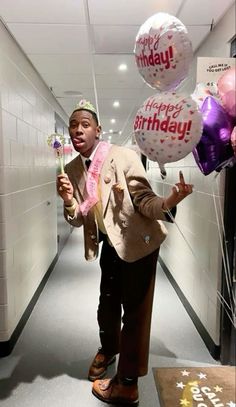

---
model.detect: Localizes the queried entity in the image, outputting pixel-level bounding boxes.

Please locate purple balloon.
[193,96,235,175]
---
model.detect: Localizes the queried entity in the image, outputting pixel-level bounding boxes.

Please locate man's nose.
[76,124,83,134]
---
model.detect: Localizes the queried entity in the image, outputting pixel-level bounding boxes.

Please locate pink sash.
[80,141,112,216]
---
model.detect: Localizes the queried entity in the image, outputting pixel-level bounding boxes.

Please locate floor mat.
[153,366,235,407]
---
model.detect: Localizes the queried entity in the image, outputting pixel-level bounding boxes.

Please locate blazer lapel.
[72,155,87,200]
[100,154,116,215]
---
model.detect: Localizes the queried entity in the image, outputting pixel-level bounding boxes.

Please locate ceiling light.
[109,129,113,133]
[118,64,127,71]
[108,135,112,140]
[111,119,116,124]
[64,90,83,96]
[119,131,122,135]
[113,101,120,108]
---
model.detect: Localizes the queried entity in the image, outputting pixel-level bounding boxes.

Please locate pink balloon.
[64,144,73,155]
[134,13,193,91]
[231,126,236,156]
[217,67,236,118]
[133,92,202,170]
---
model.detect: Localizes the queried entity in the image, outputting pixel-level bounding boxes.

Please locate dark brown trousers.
[97,237,159,378]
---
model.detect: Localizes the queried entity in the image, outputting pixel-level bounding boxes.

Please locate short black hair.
[71,108,99,126]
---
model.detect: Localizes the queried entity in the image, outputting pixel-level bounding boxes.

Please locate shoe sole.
[88,355,116,382]
[92,388,139,405]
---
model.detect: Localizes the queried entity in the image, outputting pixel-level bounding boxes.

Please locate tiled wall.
[148,157,224,345]
[148,3,235,345]
[0,21,68,342]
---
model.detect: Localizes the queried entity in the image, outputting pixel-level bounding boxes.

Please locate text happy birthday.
[134,100,192,140]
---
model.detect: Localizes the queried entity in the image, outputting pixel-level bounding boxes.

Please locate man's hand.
[57,174,74,205]
[163,171,193,210]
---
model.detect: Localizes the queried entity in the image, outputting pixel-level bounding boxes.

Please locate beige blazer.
[64,145,168,262]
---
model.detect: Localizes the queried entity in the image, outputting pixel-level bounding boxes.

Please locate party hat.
[74,99,97,115]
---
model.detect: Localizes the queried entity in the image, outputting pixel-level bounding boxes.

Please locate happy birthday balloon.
[133,92,202,171]
[217,67,236,118]
[192,96,234,175]
[134,12,193,91]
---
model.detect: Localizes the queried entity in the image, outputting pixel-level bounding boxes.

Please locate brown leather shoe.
[88,350,116,381]
[92,376,139,405]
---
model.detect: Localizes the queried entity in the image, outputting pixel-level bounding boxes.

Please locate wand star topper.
[47,133,65,174]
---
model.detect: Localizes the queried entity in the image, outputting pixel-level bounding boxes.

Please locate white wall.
[148,3,235,346]
[0,21,69,342]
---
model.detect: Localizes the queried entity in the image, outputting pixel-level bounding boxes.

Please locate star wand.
[47,133,65,174]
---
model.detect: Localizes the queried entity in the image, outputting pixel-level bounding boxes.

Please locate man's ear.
[96,125,102,139]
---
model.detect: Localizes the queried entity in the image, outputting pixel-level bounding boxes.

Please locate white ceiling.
[0,0,234,144]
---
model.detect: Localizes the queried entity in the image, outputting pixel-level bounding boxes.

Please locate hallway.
[0,228,218,407]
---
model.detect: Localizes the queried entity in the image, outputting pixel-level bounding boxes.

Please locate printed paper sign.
[196,57,235,92]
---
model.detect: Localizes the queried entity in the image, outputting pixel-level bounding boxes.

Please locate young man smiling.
[57,100,193,406]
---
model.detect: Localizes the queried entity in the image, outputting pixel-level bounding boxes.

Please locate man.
[57,100,193,405]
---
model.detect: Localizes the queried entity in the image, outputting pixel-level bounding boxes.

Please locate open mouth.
[72,138,85,149]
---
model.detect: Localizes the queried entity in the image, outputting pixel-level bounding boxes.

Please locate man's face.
[68,110,101,157]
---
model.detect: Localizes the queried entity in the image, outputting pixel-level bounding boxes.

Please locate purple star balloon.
[192,96,235,175]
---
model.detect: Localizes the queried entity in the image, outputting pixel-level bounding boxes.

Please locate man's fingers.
[57,175,72,189]
[187,184,193,194]
[179,170,185,185]
[175,182,193,195]
[57,176,69,184]
[59,183,72,191]
[172,185,179,195]
[58,173,68,180]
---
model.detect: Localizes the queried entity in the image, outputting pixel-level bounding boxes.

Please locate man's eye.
[83,122,89,128]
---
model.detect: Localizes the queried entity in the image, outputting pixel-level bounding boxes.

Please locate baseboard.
[0,254,58,358]
[158,256,221,361]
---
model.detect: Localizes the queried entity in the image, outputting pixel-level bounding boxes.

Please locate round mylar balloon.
[133,92,202,170]
[134,13,193,91]
[217,67,236,118]
[191,82,220,109]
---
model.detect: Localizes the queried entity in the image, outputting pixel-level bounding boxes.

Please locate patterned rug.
[153,366,236,407]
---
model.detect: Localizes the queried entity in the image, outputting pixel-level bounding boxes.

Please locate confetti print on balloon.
[133,92,202,166]
[134,12,193,91]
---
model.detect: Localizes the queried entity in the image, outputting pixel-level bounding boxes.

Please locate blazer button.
[90,234,96,240]
[144,235,150,244]
[104,176,111,183]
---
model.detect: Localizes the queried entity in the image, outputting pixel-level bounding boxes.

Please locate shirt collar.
[80,142,100,170]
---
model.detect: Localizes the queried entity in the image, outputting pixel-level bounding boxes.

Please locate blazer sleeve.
[123,149,175,222]
[63,164,83,228]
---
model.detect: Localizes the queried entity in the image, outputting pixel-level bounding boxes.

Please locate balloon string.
[217,292,236,327]
[164,207,236,328]
[212,173,235,309]
[213,172,234,299]
[217,290,234,314]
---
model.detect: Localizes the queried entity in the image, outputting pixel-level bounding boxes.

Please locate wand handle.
[59,156,64,174]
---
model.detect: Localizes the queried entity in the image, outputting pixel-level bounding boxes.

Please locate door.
[220,39,236,365]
